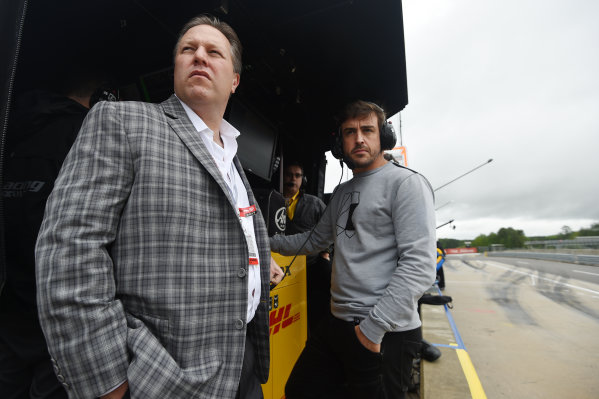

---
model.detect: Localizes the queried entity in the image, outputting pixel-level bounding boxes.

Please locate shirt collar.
[290,190,300,202]
[176,95,241,140]
[352,160,390,178]
[286,190,301,208]
[176,95,241,165]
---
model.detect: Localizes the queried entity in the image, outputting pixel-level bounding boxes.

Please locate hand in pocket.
[354,325,381,353]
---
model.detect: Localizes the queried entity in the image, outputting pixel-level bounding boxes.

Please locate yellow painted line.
[450,344,487,399]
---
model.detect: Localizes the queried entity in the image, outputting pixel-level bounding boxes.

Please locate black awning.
[8,0,407,155]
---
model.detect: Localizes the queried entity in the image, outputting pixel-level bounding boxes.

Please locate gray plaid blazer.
[35,95,271,398]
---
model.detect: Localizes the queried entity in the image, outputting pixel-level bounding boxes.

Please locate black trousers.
[436,266,445,289]
[0,319,67,399]
[306,256,332,337]
[285,314,421,399]
[236,333,263,399]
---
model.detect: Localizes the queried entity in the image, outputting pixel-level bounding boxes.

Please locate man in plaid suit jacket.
[35,15,283,399]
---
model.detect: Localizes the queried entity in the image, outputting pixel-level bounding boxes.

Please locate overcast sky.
[328,0,599,240]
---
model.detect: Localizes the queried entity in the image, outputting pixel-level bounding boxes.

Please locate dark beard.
[343,149,381,170]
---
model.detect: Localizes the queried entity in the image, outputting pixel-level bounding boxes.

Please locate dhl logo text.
[269,303,300,335]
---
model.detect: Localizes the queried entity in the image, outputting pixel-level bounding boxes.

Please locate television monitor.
[227,100,278,182]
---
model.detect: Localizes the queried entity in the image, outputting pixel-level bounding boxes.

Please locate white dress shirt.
[178,97,261,323]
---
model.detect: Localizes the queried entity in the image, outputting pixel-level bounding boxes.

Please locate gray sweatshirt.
[270,162,436,344]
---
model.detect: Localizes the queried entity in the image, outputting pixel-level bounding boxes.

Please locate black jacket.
[1,90,88,319]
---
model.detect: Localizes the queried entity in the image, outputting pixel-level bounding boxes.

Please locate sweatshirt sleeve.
[270,195,334,256]
[359,173,437,344]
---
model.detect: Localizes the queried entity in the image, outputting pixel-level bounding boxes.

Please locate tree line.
[438,222,599,250]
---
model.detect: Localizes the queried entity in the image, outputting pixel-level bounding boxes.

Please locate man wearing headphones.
[270,100,436,398]
[282,161,331,334]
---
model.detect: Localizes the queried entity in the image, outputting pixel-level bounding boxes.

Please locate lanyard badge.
[239,205,259,265]
[239,204,257,218]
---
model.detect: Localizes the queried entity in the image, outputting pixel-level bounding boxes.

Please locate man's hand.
[270,256,284,285]
[100,381,128,399]
[355,325,381,353]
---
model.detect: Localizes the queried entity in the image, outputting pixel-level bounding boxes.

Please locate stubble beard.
[345,147,380,171]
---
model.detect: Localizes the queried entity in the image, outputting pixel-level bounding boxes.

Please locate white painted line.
[486,262,599,295]
[573,270,599,277]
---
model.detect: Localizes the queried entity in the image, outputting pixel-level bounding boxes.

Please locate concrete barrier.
[486,251,599,266]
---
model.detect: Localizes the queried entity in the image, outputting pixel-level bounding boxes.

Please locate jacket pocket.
[125,313,221,398]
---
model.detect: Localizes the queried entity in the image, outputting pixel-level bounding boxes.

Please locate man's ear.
[231,73,240,94]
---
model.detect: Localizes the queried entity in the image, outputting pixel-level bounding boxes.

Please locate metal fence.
[524,236,599,250]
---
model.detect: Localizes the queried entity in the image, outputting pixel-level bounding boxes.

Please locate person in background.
[282,161,331,334]
[271,100,436,399]
[0,71,112,399]
[35,14,283,399]
[436,240,446,290]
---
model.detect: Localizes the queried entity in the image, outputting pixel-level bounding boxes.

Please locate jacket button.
[57,374,66,383]
[238,268,247,278]
[235,319,244,330]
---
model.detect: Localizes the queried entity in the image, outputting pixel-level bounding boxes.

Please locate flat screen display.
[228,100,277,181]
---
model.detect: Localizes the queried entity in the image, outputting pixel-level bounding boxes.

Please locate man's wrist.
[358,317,385,345]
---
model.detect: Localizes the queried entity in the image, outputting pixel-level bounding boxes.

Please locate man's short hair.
[284,161,304,175]
[173,14,243,75]
[339,100,386,132]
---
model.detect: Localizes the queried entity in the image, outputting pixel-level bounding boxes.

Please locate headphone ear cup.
[380,121,397,151]
[331,129,344,160]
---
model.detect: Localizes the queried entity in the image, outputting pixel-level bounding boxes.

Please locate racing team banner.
[446,247,478,254]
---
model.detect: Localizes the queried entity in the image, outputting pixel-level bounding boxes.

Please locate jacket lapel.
[161,95,238,211]
[234,157,254,209]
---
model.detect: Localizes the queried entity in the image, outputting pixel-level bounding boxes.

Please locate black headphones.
[89,86,118,108]
[331,103,397,160]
